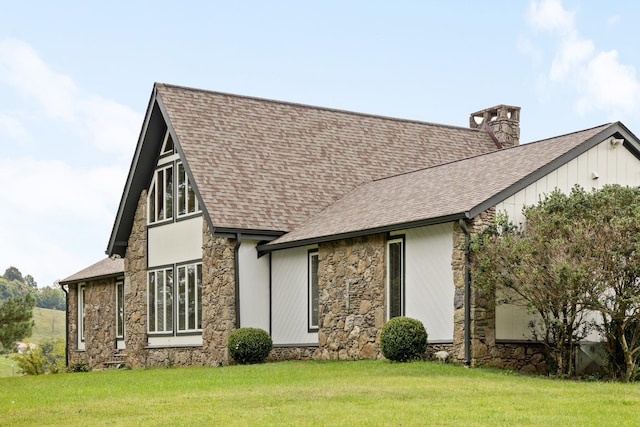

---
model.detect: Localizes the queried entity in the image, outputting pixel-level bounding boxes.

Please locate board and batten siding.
[147,216,203,267]
[271,247,318,345]
[238,240,270,331]
[393,223,455,342]
[494,137,640,341]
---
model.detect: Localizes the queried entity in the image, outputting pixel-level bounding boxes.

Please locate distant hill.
[29,307,65,345]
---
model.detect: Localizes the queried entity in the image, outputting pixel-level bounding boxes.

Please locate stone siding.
[123,189,149,368]
[122,190,239,368]
[201,226,237,365]
[66,279,121,369]
[317,234,386,360]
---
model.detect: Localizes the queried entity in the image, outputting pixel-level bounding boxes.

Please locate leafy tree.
[471,201,595,376]
[0,277,31,300]
[472,185,640,381]
[0,293,35,352]
[24,274,37,289]
[577,185,640,382]
[3,266,25,284]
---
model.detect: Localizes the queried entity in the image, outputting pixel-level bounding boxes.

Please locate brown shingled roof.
[264,123,618,249]
[155,83,500,232]
[59,257,124,284]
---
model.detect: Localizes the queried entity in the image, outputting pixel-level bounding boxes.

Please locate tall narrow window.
[148,165,174,224]
[387,238,404,319]
[308,251,319,331]
[78,284,86,349]
[148,268,174,333]
[177,162,200,217]
[116,281,124,339]
[177,263,203,332]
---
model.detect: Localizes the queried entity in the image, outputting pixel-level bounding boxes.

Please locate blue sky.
[1,0,639,287]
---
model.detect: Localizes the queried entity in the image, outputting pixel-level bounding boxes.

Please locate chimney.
[469,105,520,148]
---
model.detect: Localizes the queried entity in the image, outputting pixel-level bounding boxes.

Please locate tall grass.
[1,360,639,426]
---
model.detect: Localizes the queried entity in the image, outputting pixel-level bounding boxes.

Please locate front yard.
[1,360,638,426]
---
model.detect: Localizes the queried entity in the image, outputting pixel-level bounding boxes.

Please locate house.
[60,83,640,371]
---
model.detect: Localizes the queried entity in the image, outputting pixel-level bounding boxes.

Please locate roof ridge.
[155,82,484,133]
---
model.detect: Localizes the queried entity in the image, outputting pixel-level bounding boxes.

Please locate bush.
[228,328,273,364]
[12,338,65,375]
[68,361,91,373]
[380,317,428,362]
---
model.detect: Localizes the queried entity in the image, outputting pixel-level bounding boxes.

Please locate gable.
[108,83,500,256]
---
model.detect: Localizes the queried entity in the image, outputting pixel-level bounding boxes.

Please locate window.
[148,164,174,224]
[177,162,199,217]
[387,238,404,319]
[78,284,85,348]
[116,281,124,339]
[308,251,319,331]
[148,267,174,333]
[160,130,174,155]
[148,262,202,335]
[177,263,203,332]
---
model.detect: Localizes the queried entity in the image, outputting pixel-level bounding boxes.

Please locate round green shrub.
[228,327,273,364]
[380,316,428,362]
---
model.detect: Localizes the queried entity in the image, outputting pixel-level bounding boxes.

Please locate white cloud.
[0,38,141,159]
[527,0,574,35]
[0,113,30,142]
[576,50,640,116]
[0,38,142,287]
[526,1,640,118]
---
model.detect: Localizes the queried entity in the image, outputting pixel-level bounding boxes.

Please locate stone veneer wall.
[200,224,237,365]
[317,234,386,360]
[123,189,238,367]
[452,208,547,372]
[67,279,120,369]
[67,283,87,366]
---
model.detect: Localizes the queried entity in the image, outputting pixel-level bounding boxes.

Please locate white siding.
[402,224,455,342]
[147,216,203,267]
[238,240,270,331]
[494,139,640,340]
[497,139,640,226]
[271,247,318,345]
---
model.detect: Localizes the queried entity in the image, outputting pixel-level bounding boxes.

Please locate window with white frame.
[176,263,203,332]
[78,283,85,346]
[160,130,174,156]
[387,238,404,319]
[148,267,174,333]
[308,250,319,331]
[177,162,199,217]
[148,262,202,335]
[116,281,124,339]
[148,164,174,224]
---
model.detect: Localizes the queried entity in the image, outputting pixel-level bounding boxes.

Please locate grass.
[1,360,639,426]
[30,307,65,345]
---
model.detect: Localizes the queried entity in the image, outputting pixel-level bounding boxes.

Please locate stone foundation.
[268,346,320,362]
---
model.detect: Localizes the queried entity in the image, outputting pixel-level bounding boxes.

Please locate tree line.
[1,266,65,311]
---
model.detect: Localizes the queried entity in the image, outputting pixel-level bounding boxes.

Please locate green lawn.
[1,360,639,426]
